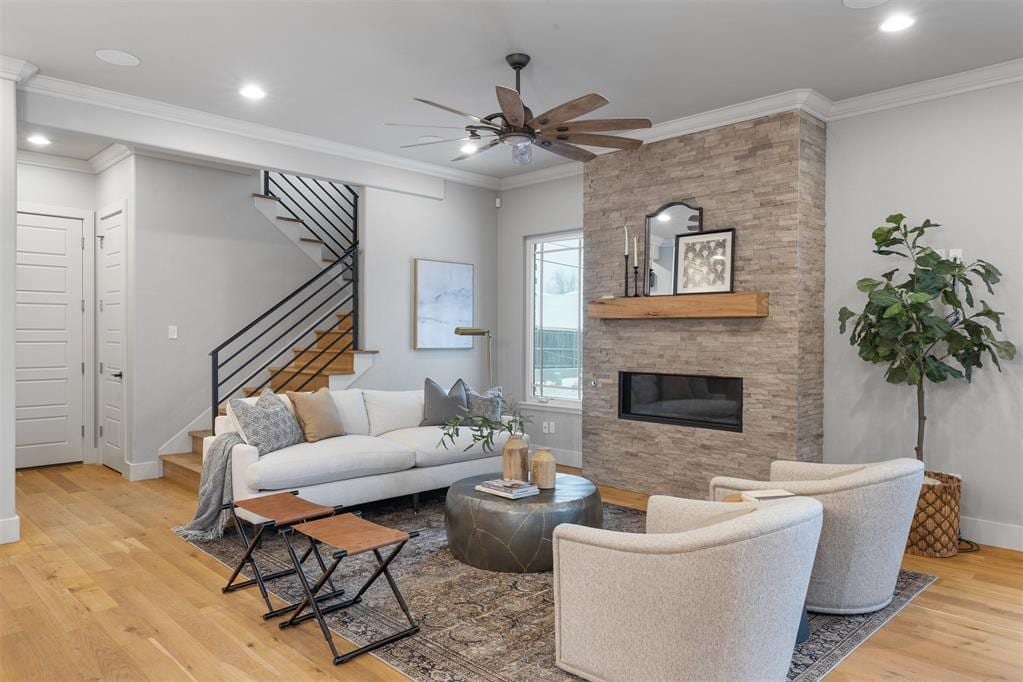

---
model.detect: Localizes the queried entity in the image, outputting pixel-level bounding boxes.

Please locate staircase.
[161,171,369,489]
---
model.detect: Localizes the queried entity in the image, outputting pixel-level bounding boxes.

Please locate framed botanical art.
[673,228,735,295]
[413,258,474,349]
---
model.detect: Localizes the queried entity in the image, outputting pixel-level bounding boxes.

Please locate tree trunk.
[914,377,926,462]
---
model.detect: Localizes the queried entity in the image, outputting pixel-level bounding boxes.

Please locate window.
[526,232,583,403]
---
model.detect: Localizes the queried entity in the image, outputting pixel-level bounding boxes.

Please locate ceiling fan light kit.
[388,53,653,165]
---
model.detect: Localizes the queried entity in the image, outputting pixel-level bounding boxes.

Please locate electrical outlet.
[948,248,963,263]
[549,420,556,434]
[541,421,550,434]
[168,325,178,340]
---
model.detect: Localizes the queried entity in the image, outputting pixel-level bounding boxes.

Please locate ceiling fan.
[387,53,652,165]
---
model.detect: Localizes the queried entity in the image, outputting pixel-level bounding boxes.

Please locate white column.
[0,56,38,544]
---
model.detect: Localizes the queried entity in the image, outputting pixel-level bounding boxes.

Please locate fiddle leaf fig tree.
[838,214,1016,462]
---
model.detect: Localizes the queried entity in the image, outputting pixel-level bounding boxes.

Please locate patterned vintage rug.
[178,491,935,681]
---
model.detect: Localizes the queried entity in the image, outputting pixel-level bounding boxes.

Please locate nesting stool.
[278,513,420,665]
[221,491,345,619]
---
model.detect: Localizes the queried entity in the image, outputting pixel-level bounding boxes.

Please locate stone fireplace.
[582,111,826,499]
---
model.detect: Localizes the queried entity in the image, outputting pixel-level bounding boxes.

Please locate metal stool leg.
[278,529,343,660]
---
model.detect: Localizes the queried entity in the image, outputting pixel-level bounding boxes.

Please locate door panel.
[15,212,85,468]
[98,207,126,473]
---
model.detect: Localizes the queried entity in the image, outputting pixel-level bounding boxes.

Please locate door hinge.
[99,361,104,373]
[81,236,86,250]
[81,362,85,375]
[81,299,86,313]
[99,299,104,312]
[81,425,85,437]
[99,425,104,438]
[97,234,105,248]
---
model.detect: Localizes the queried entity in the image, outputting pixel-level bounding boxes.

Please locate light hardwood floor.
[1,463,1020,681]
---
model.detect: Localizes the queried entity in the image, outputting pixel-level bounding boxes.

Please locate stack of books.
[475,479,540,500]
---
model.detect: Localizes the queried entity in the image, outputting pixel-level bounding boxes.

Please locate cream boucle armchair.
[710,458,924,615]
[553,496,823,682]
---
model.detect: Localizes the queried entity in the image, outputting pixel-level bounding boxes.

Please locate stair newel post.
[351,246,360,351]
[263,170,270,197]
[210,349,219,431]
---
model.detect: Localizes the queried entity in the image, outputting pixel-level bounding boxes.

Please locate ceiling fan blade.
[385,123,469,129]
[547,132,643,150]
[400,136,474,149]
[495,86,526,127]
[413,98,486,124]
[536,139,596,162]
[451,138,500,162]
[527,93,609,129]
[541,118,652,133]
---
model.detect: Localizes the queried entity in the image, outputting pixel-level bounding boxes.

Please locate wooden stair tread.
[251,193,280,201]
[161,452,202,472]
[188,429,213,439]
[268,366,354,376]
[299,237,323,244]
[161,452,202,492]
[277,216,303,223]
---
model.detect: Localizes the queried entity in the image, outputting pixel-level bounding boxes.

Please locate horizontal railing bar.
[225,298,353,399]
[211,247,354,354]
[217,268,351,378]
[269,313,356,390]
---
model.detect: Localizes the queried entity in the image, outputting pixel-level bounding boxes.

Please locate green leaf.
[908,292,933,303]
[838,306,856,333]
[856,278,883,292]
[868,289,901,308]
[990,339,1017,360]
[872,226,898,243]
[883,302,904,318]
[881,268,899,282]
[885,365,908,384]
[885,213,906,226]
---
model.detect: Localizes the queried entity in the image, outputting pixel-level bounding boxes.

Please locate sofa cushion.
[229,389,304,456]
[363,389,424,436]
[286,387,345,442]
[465,384,503,421]
[329,389,370,436]
[225,391,295,442]
[378,426,512,467]
[423,378,468,426]
[244,435,415,490]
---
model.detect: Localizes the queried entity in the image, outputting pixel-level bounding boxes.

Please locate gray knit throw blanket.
[174,432,245,541]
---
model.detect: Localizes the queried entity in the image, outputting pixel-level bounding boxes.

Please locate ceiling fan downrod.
[505,52,531,94]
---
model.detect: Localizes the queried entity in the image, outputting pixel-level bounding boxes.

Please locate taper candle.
[633,236,638,266]
[624,224,629,255]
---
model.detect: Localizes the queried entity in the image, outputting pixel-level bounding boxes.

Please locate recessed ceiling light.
[417,135,444,144]
[843,0,888,8]
[459,142,478,155]
[95,49,141,67]
[879,14,915,32]
[239,84,266,100]
[26,134,51,146]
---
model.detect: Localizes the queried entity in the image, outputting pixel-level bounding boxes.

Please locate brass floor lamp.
[454,327,492,387]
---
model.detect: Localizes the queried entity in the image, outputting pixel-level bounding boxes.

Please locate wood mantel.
[587,292,769,319]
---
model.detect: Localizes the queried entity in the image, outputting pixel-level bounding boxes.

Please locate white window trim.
[524,230,583,408]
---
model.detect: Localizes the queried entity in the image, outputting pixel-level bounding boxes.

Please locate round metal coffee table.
[444,472,603,573]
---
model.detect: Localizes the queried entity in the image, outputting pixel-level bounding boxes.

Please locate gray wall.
[358,181,498,392]
[496,175,584,465]
[825,83,1022,549]
[132,155,320,464]
[16,163,95,208]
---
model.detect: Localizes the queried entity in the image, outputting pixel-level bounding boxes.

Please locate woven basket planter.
[906,470,961,558]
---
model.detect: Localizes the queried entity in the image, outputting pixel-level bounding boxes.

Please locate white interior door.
[15,210,85,468]
[98,206,126,473]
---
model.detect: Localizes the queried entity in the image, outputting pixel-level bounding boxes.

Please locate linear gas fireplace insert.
[618,371,743,432]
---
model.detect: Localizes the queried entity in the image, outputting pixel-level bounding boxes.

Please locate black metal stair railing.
[209,172,359,427]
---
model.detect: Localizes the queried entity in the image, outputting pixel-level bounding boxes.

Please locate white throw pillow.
[329,389,371,436]
[362,389,425,436]
[225,392,295,443]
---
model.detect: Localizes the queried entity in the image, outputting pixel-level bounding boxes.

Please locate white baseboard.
[0,514,21,544]
[960,515,1023,551]
[125,459,163,482]
[158,409,212,456]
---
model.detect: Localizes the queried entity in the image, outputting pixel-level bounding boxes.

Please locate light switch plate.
[948,248,963,263]
[168,325,178,340]
[549,421,556,434]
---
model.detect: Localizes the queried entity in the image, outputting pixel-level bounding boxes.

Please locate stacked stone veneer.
[582,111,826,499]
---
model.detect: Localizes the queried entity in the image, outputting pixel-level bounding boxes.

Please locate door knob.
[112,371,123,379]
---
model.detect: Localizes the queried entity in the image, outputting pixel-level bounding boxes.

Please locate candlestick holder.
[623,255,630,297]
[632,265,640,297]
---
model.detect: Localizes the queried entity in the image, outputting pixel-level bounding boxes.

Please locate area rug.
[178,491,936,681]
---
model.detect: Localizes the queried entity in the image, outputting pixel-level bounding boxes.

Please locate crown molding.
[499,162,585,191]
[20,75,500,190]
[828,58,1023,120]
[0,56,37,83]
[16,149,94,173]
[88,143,133,173]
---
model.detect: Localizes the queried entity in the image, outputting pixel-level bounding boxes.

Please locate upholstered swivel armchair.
[553,496,823,682]
[710,458,924,615]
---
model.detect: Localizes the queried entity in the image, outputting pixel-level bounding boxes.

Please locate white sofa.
[553,496,824,682]
[203,388,516,523]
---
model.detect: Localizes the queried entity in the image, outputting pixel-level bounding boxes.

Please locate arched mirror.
[645,201,703,295]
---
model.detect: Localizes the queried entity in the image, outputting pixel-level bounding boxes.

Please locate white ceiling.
[3,1,1021,178]
[17,124,112,160]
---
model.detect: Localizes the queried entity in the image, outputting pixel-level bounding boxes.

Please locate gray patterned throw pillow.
[466,385,503,421]
[229,388,304,456]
